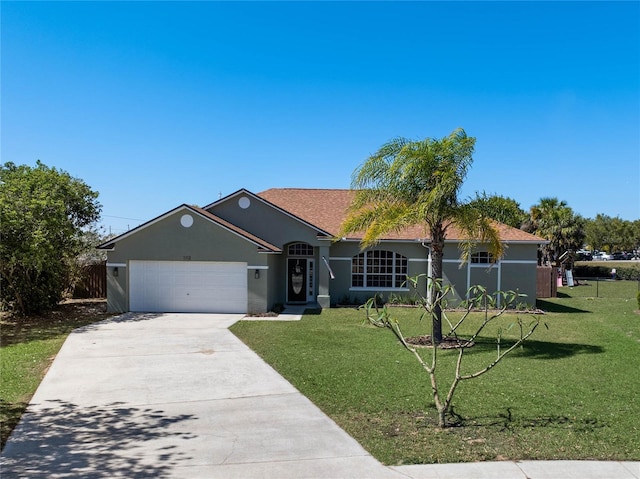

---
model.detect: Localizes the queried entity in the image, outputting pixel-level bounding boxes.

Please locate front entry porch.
[283,242,331,310]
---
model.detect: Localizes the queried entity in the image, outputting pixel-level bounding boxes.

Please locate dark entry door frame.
[287,258,314,303]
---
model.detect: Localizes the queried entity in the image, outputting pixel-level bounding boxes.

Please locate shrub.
[617,266,640,281]
[574,264,640,280]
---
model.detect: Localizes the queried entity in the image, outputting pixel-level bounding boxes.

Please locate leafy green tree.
[584,214,612,252]
[633,220,640,255]
[338,128,503,343]
[585,214,638,253]
[468,191,527,228]
[0,161,101,315]
[523,197,585,264]
[616,219,636,252]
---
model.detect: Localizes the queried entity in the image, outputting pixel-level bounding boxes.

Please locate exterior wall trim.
[350,287,410,292]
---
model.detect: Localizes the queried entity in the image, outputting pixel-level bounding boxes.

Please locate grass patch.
[0,300,115,449]
[561,276,640,298]
[230,281,640,465]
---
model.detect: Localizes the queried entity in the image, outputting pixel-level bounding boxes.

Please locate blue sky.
[2,1,639,235]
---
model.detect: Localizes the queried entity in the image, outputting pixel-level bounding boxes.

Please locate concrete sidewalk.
[1,313,638,479]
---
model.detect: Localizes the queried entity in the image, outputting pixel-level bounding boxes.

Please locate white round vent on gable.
[238,196,251,209]
[180,214,194,228]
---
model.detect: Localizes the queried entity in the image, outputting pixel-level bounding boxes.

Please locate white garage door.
[129,261,247,313]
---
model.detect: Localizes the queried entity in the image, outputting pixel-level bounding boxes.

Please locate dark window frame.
[470,251,494,264]
[287,242,314,257]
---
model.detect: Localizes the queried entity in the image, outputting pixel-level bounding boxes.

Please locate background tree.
[522,197,585,265]
[584,214,612,252]
[633,220,640,255]
[0,161,102,315]
[338,128,503,343]
[468,191,527,228]
[584,214,637,253]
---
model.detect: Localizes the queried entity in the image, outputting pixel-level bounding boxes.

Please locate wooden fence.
[536,266,557,298]
[73,262,107,298]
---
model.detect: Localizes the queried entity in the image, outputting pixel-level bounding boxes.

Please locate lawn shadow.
[0,315,115,347]
[511,339,604,359]
[0,301,118,347]
[536,299,591,314]
[0,399,197,478]
[454,337,604,360]
[451,406,608,433]
[0,301,169,346]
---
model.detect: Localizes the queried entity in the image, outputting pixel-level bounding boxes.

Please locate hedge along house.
[98,188,546,314]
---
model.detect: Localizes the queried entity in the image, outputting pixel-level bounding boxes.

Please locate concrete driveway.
[1,313,405,478]
[2,312,638,479]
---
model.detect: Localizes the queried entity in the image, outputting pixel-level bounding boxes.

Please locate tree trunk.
[430,225,446,344]
[437,407,446,428]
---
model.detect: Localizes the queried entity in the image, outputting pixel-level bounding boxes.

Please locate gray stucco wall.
[247,267,267,314]
[106,268,127,312]
[442,262,467,304]
[494,242,539,306]
[105,208,270,313]
[107,208,267,264]
[208,193,325,248]
[443,242,539,306]
[328,240,539,307]
[266,253,284,308]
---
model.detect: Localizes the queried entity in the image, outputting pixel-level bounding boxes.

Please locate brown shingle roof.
[257,188,544,243]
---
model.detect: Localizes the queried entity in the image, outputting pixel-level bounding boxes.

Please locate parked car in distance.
[611,252,628,260]
[577,250,592,261]
[592,252,612,261]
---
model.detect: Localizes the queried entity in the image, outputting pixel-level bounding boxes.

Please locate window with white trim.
[352,250,408,288]
[470,251,494,264]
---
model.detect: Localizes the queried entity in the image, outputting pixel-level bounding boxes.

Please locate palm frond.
[454,204,504,265]
[340,128,480,251]
[339,198,415,249]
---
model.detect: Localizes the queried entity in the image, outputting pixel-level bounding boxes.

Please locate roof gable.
[97,204,281,252]
[204,188,333,238]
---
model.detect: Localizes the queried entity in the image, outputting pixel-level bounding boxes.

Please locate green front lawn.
[3,289,639,464]
[231,281,640,465]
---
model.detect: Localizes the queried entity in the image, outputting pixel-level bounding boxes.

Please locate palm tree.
[338,128,503,343]
[523,197,585,265]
